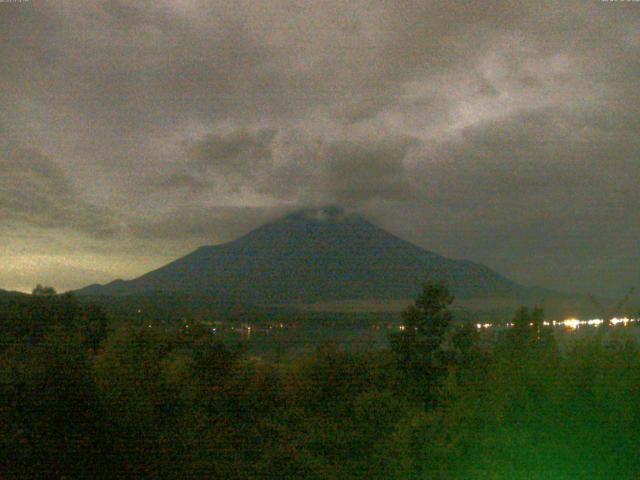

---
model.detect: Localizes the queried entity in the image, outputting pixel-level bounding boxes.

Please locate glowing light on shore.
[476,323,493,329]
[474,317,638,330]
[611,317,631,326]
[561,318,581,330]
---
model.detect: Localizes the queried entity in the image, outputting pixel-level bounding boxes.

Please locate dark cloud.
[323,137,418,203]
[154,172,210,192]
[369,108,640,295]
[129,205,286,242]
[0,139,120,236]
[160,129,417,205]
[187,128,278,191]
[0,0,638,295]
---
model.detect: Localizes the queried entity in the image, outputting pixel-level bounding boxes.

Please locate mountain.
[76,207,549,303]
[0,289,28,301]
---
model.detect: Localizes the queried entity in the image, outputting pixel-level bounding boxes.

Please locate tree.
[79,304,109,351]
[509,305,553,351]
[511,306,532,347]
[32,284,57,296]
[389,281,454,404]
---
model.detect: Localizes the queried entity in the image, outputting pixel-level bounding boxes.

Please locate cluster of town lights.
[475,317,637,330]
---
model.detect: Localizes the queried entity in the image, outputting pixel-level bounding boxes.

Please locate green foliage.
[0,326,103,478]
[0,293,108,351]
[3,295,640,478]
[389,282,455,404]
[502,305,558,363]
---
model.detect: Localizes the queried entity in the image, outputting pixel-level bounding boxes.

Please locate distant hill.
[0,289,27,300]
[76,207,555,304]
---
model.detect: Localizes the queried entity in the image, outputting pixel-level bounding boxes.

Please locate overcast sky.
[1,0,638,297]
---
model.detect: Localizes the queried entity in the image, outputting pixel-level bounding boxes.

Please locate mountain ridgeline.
[76,207,545,303]
[0,289,27,301]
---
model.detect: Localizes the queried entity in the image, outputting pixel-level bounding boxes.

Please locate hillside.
[76,207,552,304]
[0,289,27,301]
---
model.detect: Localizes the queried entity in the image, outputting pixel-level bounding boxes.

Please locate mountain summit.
[76,207,537,302]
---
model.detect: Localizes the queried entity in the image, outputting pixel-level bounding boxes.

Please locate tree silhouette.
[390,281,454,404]
[32,284,57,296]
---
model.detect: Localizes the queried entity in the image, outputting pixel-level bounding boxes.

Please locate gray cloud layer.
[0,137,119,236]
[1,0,639,295]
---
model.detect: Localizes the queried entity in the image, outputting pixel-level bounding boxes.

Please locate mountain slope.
[0,288,26,298]
[76,207,546,303]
